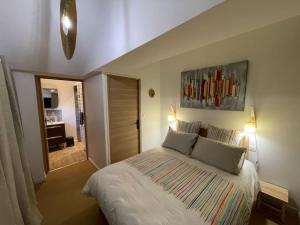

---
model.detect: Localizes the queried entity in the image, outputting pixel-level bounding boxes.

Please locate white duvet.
[82,147,259,225]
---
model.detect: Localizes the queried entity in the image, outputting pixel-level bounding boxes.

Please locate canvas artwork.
[181,60,248,111]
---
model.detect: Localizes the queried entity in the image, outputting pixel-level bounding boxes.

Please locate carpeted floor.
[36,160,298,225]
[48,142,87,171]
[36,160,108,225]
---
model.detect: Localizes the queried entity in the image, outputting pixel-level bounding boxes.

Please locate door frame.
[107,74,142,163]
[35,75,89,173]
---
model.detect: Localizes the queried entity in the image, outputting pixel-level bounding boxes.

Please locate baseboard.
[50,159,86,172]
[88,157,100,170]
[33,174,46,184]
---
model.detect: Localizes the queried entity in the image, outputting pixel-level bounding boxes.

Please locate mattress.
[82,147,259,225]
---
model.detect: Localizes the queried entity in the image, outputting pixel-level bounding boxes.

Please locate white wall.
[153,16,300,207]
[0,0,49,71]
[123,0,223,50]
[13,72,45,183]
[128,64,161,151]
[84,74,108,169]
[41,79,78,140]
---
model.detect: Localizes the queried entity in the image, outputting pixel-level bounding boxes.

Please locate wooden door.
[35,76,50,173]
[108,76,140,163]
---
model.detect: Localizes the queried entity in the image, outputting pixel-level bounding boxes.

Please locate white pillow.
[191,136,246,175]
[162,128,198,155]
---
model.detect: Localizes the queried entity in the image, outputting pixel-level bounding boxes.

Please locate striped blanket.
[126,151,251,225]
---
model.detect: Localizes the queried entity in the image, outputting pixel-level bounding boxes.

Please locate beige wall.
[155,16,300,207]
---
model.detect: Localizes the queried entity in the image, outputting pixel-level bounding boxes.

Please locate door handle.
[129,120,140,129]
[135,119,140,130]
[80,112,85,125]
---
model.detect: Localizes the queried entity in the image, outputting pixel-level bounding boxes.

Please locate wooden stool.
[257,181,289,222]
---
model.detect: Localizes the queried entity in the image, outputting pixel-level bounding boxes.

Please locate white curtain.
[0,56,42,225]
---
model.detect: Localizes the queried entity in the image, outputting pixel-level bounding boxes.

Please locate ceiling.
[0,0,223,76]
[99,0,300,76]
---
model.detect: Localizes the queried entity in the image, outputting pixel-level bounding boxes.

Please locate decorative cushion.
[207,124,242,146]
[177,120,201,134]
[191,136,246,175]
[162,128,198,155]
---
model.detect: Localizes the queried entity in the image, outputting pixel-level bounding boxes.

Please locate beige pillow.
[162,128,198,155]
[177,120,201,134]
[191,136,246,175]
[207,124,242,146]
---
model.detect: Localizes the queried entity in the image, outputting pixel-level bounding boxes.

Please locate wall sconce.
[244,106,256,133]
[244,106,258,160]
[168,105,176,130]
[245,121,256,133]
[168,114,176,123]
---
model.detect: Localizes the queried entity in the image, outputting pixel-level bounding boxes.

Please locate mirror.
[43,88,59,108]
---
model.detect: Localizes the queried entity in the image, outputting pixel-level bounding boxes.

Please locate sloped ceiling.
[0,0,223,76]
[99,0,300,75]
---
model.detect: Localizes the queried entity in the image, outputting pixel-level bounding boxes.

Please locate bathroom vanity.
[46,122,66,149]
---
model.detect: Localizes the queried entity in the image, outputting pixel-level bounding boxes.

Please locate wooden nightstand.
[257,181,289,222]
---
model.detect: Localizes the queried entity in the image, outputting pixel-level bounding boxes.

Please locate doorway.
[108,75,140,163]
[35,76,88,172]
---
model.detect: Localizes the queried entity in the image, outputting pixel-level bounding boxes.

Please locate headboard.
[199,128,208,138]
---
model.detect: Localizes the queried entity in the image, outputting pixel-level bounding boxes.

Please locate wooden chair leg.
[281,204,286,223]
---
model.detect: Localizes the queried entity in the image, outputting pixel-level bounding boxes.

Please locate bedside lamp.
[168,115,176,123]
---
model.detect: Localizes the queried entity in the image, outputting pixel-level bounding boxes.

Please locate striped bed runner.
[126,151,251,225]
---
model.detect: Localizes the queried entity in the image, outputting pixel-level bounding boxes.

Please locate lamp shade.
[244,121,256,133]
[60,0,77,60]
[168,115,176,123]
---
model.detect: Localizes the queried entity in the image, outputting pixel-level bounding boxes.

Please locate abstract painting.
[181,60,248,111]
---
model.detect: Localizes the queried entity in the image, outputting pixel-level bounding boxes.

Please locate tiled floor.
[48,142,87,171]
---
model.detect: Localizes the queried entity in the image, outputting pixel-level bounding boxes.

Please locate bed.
[82,145,259,225]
